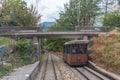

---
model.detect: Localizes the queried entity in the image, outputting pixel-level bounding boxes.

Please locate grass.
[40,53,46,62]
[89,29,120,75]
[0,37,11,46]
[0,37,14,77]
[0,63,10,77]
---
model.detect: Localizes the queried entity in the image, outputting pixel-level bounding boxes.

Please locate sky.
[24,0,69,22]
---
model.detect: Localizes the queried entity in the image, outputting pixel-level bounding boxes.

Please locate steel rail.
[40,54,48,80]
[52,54,65,80]
[75,68,89,80]
[51,54,57,80]
[83,67,103,80]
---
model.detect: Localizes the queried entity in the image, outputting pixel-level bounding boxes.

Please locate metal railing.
[0,26,114,34]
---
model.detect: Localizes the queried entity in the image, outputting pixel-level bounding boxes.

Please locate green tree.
[57,0,101,31]
[0,0,41,27]
[28,4,41,27]
[43,24,73,52]
[44,0,101,52]
[100,0,117,13]
[103,12,120,27]
[43,38,72,52]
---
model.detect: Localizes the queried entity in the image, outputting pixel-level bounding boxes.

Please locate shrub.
[16,39,34,61]
[103,13,120,27]
[0,63,10,77]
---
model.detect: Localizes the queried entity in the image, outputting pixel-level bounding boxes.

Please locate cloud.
[25,0,69,22]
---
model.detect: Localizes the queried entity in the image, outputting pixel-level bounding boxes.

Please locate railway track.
[76,66,112,80]
[35,53,63,80]
[51,54,63,80]
[55,53,119,80]
[35,53,119,80]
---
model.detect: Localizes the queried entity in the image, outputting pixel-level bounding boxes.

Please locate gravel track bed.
[52,54,80,80]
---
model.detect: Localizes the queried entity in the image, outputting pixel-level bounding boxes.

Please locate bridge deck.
[0,32,101,38]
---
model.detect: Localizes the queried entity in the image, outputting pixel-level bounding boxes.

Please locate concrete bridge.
[0,26,113,61]
[0,26,113,33]
[0,32,100,38]
[0,26,113,38]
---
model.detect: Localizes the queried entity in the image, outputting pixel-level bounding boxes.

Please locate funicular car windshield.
[70,44,87,54]
[64,40,88,54]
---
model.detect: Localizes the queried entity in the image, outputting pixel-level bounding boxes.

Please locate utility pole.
[76,0,80,32]
[105,0,108,14]
[77,0,80,28]
[36,0,38,14]
[75,0,81,39]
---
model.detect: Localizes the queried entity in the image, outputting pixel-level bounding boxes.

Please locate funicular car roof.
[64,40,89,45]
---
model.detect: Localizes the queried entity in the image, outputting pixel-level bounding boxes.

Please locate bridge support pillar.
[33,37,41,61]
[83,36,88,40]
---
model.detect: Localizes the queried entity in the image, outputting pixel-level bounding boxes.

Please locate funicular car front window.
[81,44,87,53]
[70,44,79,54]
[71,44,76,54]
[75,44,86,54]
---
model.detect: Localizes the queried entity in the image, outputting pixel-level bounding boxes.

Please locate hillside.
[40,22,56,32]
[89,29,120,75]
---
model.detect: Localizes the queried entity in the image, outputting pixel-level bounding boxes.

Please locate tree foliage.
[43,23,73,52]
[44,0,102,52]
[16,39,34,60]
[43,39,72,52]
[103,12,120,27]
[100,0,117,13]
[102,0,120,27]
[57,0,101,31]
[0,0,41,27]
[28,4,41,27]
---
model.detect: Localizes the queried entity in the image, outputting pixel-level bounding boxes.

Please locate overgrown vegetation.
[89,29,120,75]
[0,0,41,78]
[16,39,34,61]
[0,39,35,78]
[0,63,10,77]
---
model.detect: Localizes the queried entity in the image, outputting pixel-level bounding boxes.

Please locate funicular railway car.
[63,40,89,65]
